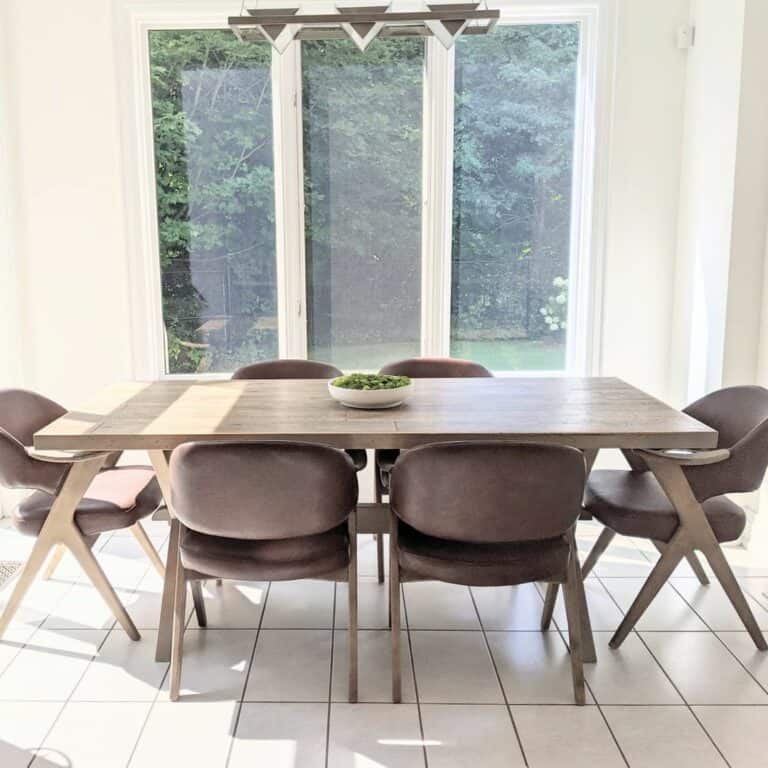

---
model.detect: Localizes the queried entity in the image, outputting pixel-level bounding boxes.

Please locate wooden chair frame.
[390,511,586,705]
[543,448,768,652]
[169,511,359,702]
[373,467,387,584]
[0,452,165,641]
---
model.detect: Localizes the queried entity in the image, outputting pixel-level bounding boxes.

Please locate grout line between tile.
[468,586,529,767]
[323,582,337,768]
[553,619,630,767]
[594,571,733,768]
[666,578,768,698]
[25,614,114,768]
[401,583,430,768]
[222,581,271,768]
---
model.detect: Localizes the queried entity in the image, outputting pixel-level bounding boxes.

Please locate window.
[303,39,424,370]
[450,25,579,371]
[143,14,594,377]
[149,30,277,374]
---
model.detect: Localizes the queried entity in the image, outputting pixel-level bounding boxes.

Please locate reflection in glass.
[150,30,276,374]
[450,25,579,371]
[302,39,424,371]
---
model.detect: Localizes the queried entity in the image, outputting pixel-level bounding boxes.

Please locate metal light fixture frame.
[229,3,500,52]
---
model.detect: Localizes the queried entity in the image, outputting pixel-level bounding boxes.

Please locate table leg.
[643,456,767,650]
[148,450,178,663]
[582,448,599,475]
[0,455,106,638]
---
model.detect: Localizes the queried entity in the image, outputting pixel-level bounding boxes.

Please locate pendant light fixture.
[229,2,499,53]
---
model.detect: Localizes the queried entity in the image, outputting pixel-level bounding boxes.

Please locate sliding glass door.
[147,20,588,376]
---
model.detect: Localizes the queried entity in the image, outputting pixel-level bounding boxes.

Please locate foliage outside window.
[149,25,582,374]
[150,30,277,374]
[450,24,579,371]
[303,39,423,371]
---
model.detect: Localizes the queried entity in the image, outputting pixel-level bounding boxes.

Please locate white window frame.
[115,0,616,379]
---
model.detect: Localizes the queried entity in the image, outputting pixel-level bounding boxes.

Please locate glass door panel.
[450,24,580,372]
[149,30,277,374]
[302,39,424,371]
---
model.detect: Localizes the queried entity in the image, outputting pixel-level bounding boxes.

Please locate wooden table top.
[33,377,717,452]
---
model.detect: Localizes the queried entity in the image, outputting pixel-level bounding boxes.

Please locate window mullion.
[420,38,455,357]
[272,43,308,359]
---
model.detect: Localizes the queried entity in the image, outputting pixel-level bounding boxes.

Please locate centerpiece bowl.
[328,373,413,410]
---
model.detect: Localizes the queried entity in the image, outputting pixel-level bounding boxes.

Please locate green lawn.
[310,338,565,373]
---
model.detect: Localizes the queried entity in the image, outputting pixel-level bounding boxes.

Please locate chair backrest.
[682,386,768,499]
[0,389,68,494]
[170,441,358,540]
[232,359,342,380]
[390,442,585,543]
[378,357,492,378]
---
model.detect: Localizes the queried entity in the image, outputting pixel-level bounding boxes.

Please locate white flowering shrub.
[539,276,568,333]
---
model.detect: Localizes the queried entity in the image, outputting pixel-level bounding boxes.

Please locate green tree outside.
[149,26,579,374]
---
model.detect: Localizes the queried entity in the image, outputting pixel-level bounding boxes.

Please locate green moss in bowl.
[330,373,411,390]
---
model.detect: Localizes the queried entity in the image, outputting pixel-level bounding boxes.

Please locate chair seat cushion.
[397,521,569,587]
[345,449,367,473]
[585,470,746,543]
[13,467,163,538]
[180,523,349,581]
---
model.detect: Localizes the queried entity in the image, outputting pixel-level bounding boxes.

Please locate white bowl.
[327,381,413,409]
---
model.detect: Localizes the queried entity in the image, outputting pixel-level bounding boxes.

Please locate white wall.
[723,0,768,389]
[2,0,134,405]
[670,0,768,404]
[0,0,24,388]
[600,0,690,400]
[670,0,746,405]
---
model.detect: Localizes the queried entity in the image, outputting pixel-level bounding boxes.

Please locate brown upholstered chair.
[231,359,367,473]
[167,441,359,701]
[0,389,165,640]
[372,357,493,581]
[389,441,587,704]
[579,385,768,651]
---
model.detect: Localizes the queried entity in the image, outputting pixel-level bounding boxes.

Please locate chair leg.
[375,536,385,584]
[0,534,54,638]
[644,455,766,651]
[0,456,106,639]
[66,527,140,640]
[348,512,358,703]
[582,527,615,578]
[685,552,710,586]
[702,541,767,650]
[148,450,177,663]
[375,476,385,584]
[130,522,165,578]
[390,514,402,703]
[190,581,207,628]
[563,538,586,705]
[540,583,559,630]
[609,530,688,649]
[42,544,67,581]
[169,551,187,702]
[653,539,709,587]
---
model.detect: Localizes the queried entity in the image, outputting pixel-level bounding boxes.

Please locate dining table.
[32,375,722,665]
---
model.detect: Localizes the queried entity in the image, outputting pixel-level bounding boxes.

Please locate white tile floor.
[1,519,768,767]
